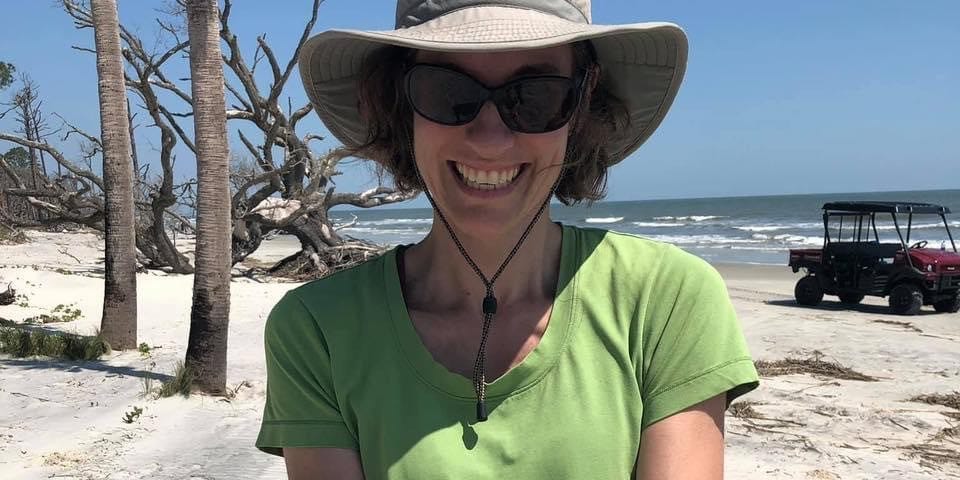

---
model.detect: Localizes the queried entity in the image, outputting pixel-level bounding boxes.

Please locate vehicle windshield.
[825,212,958,249]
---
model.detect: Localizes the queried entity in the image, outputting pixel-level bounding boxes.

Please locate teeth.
[455,163,521,190]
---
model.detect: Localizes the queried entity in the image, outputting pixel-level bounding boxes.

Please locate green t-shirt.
[256,225,759,478]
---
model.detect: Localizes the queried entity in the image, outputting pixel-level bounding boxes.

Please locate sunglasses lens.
[497,78,577,133]
[407,66,487,126]
[406,65,581,133]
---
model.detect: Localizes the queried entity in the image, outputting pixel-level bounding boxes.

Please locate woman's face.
[412,46,575,238]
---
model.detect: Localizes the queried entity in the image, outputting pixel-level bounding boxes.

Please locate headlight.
[926,264,934,272]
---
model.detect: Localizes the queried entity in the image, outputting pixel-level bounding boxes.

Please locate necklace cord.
[408,137,562,421]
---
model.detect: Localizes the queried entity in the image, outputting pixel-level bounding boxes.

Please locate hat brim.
[299,5,687,165]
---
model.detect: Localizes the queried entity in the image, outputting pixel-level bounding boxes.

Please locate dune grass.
[157,361,194,398]
[0,325,109,360]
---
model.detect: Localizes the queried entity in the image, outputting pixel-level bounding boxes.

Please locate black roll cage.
[821,202,958,271]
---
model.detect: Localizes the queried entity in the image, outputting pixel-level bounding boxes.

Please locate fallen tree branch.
[57,247,82,264]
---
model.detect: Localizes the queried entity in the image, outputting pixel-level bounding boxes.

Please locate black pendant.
[482,294,497,315]
[476,400,488,422]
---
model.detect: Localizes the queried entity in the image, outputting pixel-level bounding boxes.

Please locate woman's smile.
[449,160,528,197]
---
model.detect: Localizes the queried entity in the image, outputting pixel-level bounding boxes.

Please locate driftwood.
[0,283,15,306]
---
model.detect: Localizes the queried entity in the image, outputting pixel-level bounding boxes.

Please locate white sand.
[1,232,293,479]
[1,233,958,479]
[718,264,960,480]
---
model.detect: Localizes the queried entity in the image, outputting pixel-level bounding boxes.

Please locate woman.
[257,1,759,478]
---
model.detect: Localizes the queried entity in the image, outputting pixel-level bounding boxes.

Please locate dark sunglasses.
[403,64,587,134]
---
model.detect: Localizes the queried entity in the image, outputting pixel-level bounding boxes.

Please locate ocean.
[330,189,960,265]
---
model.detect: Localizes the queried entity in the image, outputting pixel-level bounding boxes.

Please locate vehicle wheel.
[933,294,960,313]
[889,284,923,315]
[838,293,865,304]
[795,276,824,306]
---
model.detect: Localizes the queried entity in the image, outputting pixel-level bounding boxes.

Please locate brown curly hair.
[351,42,630,205]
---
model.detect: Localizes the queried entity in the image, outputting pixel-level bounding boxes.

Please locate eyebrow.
[428,61,566,83]
[512,63,564,76]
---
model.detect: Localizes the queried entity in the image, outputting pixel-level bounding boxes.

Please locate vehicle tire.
[889,284,923,315]
[838,293,865,304]
[795,276,824,306]
[933,294,960,313]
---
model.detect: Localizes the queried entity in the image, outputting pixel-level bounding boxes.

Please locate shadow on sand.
[765,299,942,317]
[0,357,173,382]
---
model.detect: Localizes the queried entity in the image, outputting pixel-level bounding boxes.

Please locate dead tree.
[117,0,416,276]
[0,147,34,224]
[64,0,196,273]
[214,0,417,275]
[0,131,105,230]
[1,76,53,223]
[51,0,417,278]
[247,185,416,279]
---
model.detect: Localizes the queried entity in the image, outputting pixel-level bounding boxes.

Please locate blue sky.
[1,0,957,208]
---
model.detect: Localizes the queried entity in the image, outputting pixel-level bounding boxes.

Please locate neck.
[403,212,563,313]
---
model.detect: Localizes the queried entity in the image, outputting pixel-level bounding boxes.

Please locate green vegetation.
[138,342,151,356]
[0,226,27,244]
[2,146,30,170]
[121,406,143,424]
[0,61,14,90]
[24,303,83,324]
[0,326,109,360]
[158,361,193,398]
[141,369,156,398]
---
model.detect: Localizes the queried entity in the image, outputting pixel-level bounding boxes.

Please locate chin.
[445,207,527,239]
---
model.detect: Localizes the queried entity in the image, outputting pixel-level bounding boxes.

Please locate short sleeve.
[256,291,358,456]
[638,250,759,431]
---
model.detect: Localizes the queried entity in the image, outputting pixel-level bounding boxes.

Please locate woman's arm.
[284,448,366,480]
[635,394,726,480]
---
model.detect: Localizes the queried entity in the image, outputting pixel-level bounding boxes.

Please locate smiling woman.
[354,42,629,204]
[256,1,759,479]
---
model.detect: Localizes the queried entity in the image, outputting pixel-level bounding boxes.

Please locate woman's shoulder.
[568,225,715,278]
[565,225,726,309]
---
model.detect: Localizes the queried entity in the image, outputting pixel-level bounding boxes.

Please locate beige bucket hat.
[298,0,688,165]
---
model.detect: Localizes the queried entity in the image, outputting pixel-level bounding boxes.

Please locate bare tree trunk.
[126,97,138,177]
[34,124,49,179]
[33,124,49,224]
[23,109,39,222]
[184,0,231,395]
[91,0,138,350]
[24,114,38,191]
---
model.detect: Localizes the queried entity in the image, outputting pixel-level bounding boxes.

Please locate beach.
[1,231,958,479]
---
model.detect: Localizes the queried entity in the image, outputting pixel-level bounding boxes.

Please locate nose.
[463,101,514,158]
